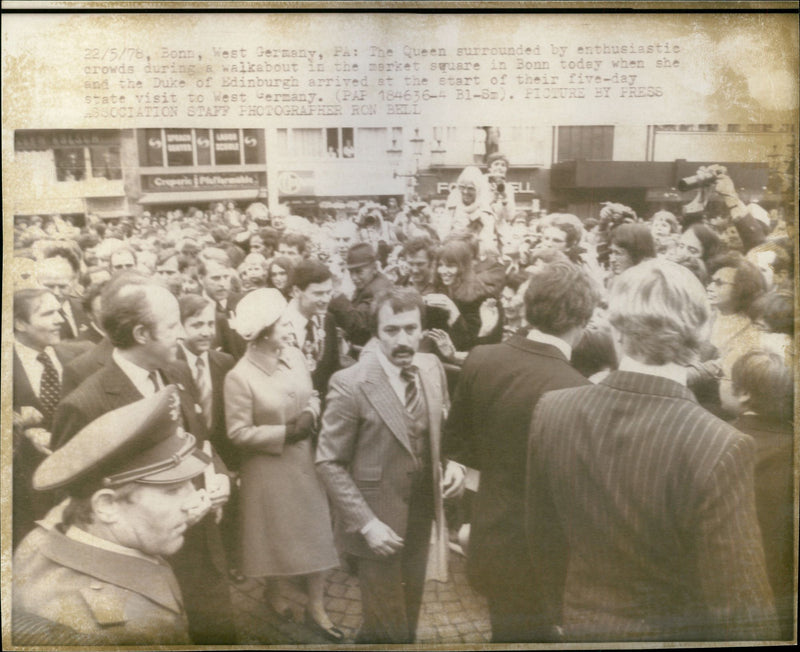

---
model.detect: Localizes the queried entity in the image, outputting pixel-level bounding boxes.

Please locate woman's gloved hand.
[284,411,316,444]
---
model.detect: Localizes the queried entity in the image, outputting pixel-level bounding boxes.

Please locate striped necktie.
[400,365,422,414]
[194,355,213,428]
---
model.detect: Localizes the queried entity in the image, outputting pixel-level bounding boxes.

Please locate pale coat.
[224,345,338,577]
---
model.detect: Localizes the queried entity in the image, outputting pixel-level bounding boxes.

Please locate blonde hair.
[608,259,710,365]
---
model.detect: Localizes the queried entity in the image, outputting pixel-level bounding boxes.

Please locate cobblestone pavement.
[231,550,491,645]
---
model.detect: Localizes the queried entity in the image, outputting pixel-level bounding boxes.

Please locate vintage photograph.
[2,7,797,647]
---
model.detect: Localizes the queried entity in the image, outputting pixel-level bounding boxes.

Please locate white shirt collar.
[112,348,157,395]
[376,345,418,380]
[618,355,688,387]
[526,328,572,360]
[15,340,51,364]
[66,526,161,565]
[180,342,207,369]
[376,345,420,404]
[285,299,308,344]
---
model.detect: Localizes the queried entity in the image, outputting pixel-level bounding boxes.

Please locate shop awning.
[93,210,132,220]
[138,189,260,205]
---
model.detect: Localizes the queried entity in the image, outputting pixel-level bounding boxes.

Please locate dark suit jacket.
[316,351,449,560]
[328,272,394,347]
[58,297,91,341]
[13,343,90,426]
[312,310,355,398]
[12,342,91,548]
[61,337,114,397]
[732,413,794,640]
[526,371,779,642]
[213,292,246,360]
[443,336,588,598]
[78,323,105,344]
[53,358,206,450]
[177,346,238,471]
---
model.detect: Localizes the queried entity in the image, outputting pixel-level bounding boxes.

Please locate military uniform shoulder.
[78,580,130,626]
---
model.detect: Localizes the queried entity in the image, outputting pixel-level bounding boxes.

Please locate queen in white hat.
[224,289,343,641]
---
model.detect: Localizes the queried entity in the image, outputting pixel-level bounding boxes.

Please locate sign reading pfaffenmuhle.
[141,171,265,192]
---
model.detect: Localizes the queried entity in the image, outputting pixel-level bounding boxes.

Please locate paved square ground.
[230,551,490,645]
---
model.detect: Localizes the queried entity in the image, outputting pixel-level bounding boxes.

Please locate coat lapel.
[103,360,144,404]
[362,355,415,457]
[13,348,40,411]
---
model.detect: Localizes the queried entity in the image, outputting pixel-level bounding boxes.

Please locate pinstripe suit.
[525,370,779,642]
[316,350,449,642]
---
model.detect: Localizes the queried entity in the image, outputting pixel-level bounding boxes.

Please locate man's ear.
[91,488,122,525]
[291,285,300,300]
[131,323,149,345]
[13,316,28,335]
[736,390,751,409]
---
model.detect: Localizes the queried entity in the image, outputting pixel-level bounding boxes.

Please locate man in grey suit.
[525,259,779,642]
[316,286,466,643]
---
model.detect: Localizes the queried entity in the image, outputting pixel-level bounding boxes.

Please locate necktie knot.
[400,365,419,384]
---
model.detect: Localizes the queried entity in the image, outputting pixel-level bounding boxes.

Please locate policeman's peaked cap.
[34,386,210,494]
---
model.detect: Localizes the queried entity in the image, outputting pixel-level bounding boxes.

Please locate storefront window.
[140,128,265,167]
[90,146,122,179]
[243,129,265,164]
[144,128,165,166]
[165,128,194,166]
[342,127,354,158]
[214,129,241,165]
[326,128,340,157]
[54,148,86,181]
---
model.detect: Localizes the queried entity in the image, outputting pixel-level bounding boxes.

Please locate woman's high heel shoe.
[304,610,344,643]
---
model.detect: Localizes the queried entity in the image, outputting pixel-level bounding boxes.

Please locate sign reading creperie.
[142,171,264,192]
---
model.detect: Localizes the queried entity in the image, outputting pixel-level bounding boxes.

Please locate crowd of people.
[11,155,795,644]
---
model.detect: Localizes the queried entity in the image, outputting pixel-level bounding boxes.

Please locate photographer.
[679,164,769,253]
[484,153,516,226]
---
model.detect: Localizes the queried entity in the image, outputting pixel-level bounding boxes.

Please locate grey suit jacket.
[525,370,779,642]
[316,351,448,559]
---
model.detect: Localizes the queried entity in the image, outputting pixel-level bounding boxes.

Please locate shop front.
[133,127,267,214]
[137,171,267,210]
[415,166,546,213]
[550,159,769,220]
[274,164,406,218]
[12,129,134,225]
